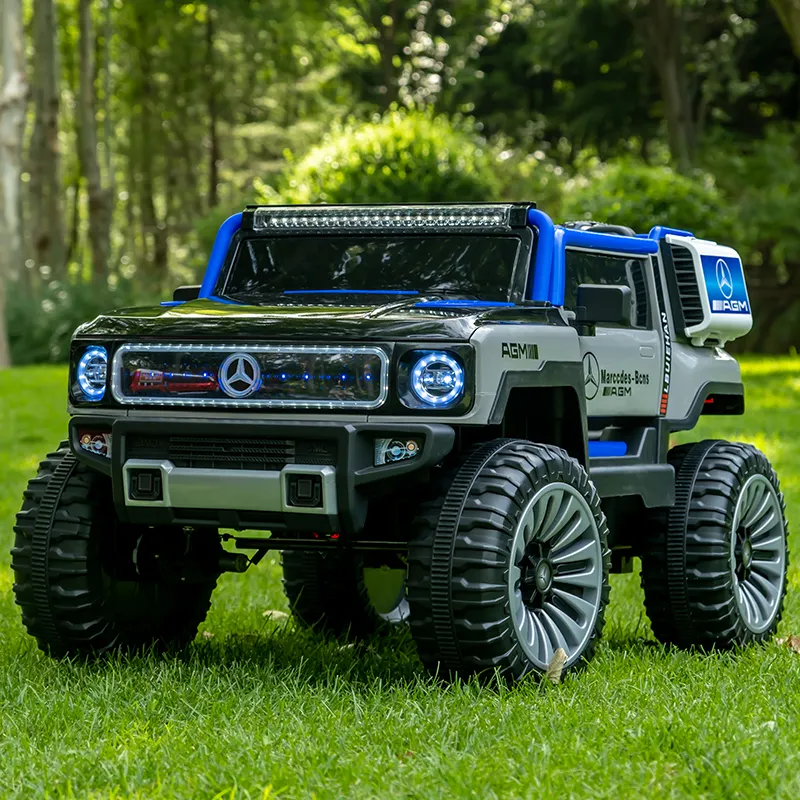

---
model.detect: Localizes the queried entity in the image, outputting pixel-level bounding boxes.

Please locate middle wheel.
[408,439,610,682]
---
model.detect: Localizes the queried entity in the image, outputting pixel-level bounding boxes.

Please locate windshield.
[218,235,522,303]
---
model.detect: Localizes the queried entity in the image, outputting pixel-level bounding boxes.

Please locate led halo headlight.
[76,346,108,402]
[410,352,465,408]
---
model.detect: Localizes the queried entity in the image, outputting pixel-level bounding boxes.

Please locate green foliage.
[705,126,800,269]
[260,110,503,205]
[560,159,735,242]
[6,277,156,365]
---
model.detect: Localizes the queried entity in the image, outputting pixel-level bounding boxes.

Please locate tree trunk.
[206,9,220,209]
[770,1,800,60]
[641,0,695,171]
[378,0,399,108]
[0,0,28,368]
[135,10,168,286]
[29,0,65,274]
[78,0,112,285]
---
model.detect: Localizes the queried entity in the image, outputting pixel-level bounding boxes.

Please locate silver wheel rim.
[730,474,786,634]
[507,482,603,670]
[363,566,409,624]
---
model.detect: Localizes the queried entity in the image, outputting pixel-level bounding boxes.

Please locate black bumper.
[69,416,455,535]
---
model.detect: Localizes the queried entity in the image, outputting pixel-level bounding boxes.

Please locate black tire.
[11,444,221,657]
[281,550,408,637]
[641,440,789,648]
[407,439,611,683]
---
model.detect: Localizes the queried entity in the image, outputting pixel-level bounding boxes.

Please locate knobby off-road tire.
[11,444,221,657]
[282,550,408,637]
[407,439,611,683]
[641,440,788,649]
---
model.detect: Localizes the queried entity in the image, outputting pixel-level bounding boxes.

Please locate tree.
[78,0,113,285]
[0,0,27,369]
[29,0,65,274]
[770,1,800,58]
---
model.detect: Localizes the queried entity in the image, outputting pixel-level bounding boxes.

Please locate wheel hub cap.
[535,560,553,594]
[730,473,786,634]
[507,482,603,671]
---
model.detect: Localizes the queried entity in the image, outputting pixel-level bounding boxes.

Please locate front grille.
[126,435,337,471]
[671,244,704,327]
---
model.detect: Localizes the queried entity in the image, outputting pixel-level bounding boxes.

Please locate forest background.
[2,0,800,367]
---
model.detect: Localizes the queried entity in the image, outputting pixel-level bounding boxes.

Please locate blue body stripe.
[588,441,628,458]
[284,289,419,296]
[199,213,243,299]
[415,299,516,309]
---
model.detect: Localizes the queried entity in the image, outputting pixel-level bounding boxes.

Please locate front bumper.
[69,416,455,534]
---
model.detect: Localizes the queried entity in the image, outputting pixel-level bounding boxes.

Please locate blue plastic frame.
[526,209,660,305]
[199,213,243,299]
[193,207,682,310]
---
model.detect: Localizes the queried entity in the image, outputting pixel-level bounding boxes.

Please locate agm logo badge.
[219,353,262,399]
[501,342,539,360]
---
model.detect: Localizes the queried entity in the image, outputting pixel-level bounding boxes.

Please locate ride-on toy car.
[11,203,788,682]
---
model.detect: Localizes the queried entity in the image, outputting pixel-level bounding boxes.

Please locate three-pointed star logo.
[219,353,262,399]
[583,352,600,400]
[716,258,734,300]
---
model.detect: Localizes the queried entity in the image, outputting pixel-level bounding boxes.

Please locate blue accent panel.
[561,228,660,256]
[160,300,185,307]
[648,225,694,240]
[284,289,419,296]
[199,212,243,299]
[700,254,751,315]
[414,299,516,309]
[588,441,628,458]
[527,208,555,302]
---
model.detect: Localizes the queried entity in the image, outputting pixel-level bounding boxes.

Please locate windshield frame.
[213,227,535,305]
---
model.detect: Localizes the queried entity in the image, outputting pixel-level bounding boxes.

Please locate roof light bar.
[252,205,514,233]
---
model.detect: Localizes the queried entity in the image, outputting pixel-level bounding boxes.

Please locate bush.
[7,276,155,365]
[258,109,503,205]
[560,159,736,243]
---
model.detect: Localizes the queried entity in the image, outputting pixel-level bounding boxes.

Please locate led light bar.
[252,204,514,233]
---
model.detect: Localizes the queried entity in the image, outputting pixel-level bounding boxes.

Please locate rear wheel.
[641,440,788,648]
[281,550,408,637]
[11,445,221,657]
[407,439,610,683]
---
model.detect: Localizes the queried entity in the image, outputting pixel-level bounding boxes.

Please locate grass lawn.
[3,361,800,799]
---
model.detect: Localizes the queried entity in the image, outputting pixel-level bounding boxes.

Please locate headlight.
[409,352,465,408]
[76,346,108,402]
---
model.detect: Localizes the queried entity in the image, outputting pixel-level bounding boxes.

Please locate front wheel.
[11,445,221,657]
[407,439,610,683]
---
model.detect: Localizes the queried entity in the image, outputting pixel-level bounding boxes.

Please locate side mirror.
[576,284,631,327]
[173,285,201,302]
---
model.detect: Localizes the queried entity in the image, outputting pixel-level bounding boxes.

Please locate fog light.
[375,438,421,466]
[78,430,111,458]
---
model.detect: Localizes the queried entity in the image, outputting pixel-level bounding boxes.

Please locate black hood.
[74,298,564,343]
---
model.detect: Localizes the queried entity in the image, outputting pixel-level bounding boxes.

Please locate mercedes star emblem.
[219,353,262,399]
[583,352,600,400]
[716,258,734,300]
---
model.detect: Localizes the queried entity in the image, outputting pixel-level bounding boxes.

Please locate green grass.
[3,362,800,799]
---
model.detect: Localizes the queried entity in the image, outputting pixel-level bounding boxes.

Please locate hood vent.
[671,244,704,328]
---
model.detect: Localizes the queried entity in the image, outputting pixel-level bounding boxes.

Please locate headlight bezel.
[70,343,110,405]
[396,347,471,412]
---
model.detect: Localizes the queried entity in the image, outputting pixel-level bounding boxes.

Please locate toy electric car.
[11,203,788,681]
